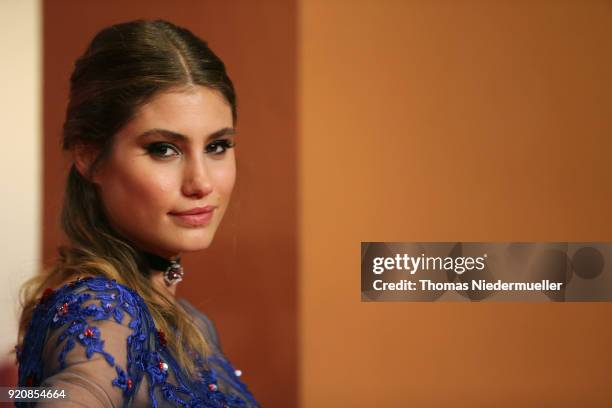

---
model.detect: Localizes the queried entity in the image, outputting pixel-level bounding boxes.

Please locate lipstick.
[168,206,215,227]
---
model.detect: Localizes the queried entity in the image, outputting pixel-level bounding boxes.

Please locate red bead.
[61,303,69,314]
[84,328,94,337]
[208,383,218,392]
[157,330,167,347]
[127,378,133,389]
[40,288,54,304]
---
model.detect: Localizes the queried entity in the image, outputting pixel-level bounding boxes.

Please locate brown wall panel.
[300,1,612,406]
[43,1,297,407]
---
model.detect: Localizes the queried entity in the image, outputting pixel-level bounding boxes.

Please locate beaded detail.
[17,276,259,408]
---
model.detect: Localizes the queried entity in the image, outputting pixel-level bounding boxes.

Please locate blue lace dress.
[16,276,260,407]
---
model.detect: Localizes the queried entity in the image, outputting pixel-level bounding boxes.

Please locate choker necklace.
[142,252,184,287]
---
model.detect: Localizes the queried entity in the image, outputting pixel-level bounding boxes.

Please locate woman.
[16,19,259,407]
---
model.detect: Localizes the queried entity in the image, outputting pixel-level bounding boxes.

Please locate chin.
[179,242,213,253]
[149,227,218,255]
[173,236,215,253]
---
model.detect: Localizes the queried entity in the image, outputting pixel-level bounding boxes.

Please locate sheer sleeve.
[38,317,138,407]
[17,278,157,407]
[17,277,260,408]
[178,299,259,408]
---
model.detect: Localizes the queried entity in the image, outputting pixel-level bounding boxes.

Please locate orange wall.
[299,1,612,406]
[43,1,297,407]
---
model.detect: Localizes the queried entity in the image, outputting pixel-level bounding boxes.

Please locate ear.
[72,143,100,182]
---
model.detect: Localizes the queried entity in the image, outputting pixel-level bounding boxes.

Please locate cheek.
[210,161,236,199]
[100,161,178,218]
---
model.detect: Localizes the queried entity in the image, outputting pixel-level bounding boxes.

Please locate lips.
[169,206,216,216]
[169,206,216,227]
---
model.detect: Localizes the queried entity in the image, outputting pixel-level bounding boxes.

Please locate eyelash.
[145,139,235,158]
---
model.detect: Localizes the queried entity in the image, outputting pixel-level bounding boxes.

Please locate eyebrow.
[135,127,235,143]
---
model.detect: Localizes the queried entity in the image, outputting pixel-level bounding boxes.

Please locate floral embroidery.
[17,276,259,408]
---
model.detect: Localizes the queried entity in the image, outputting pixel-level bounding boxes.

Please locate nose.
[182,156,213,198]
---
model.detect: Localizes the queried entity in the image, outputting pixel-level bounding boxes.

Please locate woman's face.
[91,86,236,258]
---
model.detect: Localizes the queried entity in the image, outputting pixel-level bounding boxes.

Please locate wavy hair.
[17,19,237,379]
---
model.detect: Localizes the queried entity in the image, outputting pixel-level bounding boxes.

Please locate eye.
[206,139,235,155]
[146,142,181,158]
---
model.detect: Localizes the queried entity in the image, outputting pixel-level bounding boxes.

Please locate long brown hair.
[18,19,237,379]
